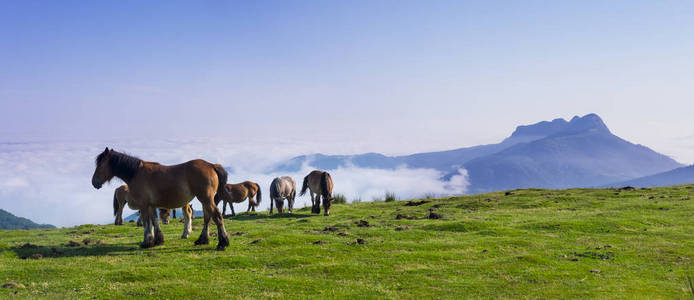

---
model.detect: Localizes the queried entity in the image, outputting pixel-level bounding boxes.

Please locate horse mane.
[96,150,142,182]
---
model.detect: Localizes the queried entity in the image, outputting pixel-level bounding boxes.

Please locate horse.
[113,184,192,235]
[269,176,296,214]
[214,181,262,217]
[92,148,231,250]
[113,185,129,225]
[300,170,334,216]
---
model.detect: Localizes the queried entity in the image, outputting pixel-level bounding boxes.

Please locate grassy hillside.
[0,209,55,230]
[2,185,694,298]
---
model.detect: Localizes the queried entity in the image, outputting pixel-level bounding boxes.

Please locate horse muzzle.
[92,178,103,189]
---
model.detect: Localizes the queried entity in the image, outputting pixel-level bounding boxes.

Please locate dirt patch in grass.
[396,214,418,220]
[427,212,444,219]
[2,282,25,289]
[65,241,81,247]
[323,226,339,232]
[19,243,38,249]
[573,251,615,260]
[405,200,429,206]
[82,238,105,245]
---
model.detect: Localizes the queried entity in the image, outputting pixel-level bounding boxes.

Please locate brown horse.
[92,148,231,250]
[113,185,129,225]
[113,184,194,238]
[215,181,262,217]
[299,170,334,216]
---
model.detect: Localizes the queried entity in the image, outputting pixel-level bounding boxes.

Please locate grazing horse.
[215,181,262,217]
[269,176,296,214]
[113,185,193,236]
[113,185,129,225]
[92,148,231,250]
[300,170,334,216]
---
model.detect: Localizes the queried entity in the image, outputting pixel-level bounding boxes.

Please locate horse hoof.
[194,237,209,245]
[140,241,154,249]
[216,244,226,251]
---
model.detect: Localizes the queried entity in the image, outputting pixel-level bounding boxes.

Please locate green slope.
[0,209,55,230]
[2,185,694,298]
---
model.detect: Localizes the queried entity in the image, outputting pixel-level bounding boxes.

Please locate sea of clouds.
[0,137,468,227]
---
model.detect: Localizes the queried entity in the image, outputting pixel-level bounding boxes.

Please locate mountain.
[457,114,682,193]
[272,119,567,173]
[0,209,56,230]
[274,113,682,193]
[605,165,694,188]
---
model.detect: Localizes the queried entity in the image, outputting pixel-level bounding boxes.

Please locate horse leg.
[140,208,155,248]
[200,194,229,251]
[230,203,236,216]
[181,204,192,239]
[269,196,274,215]
[310,192,317,214]
[323,196,331,216]
[159,208,170,225]
[247,199,252,213]
[277,197,284,214]
[152,208,165,246]
[115,201,124,225]
[194,209,211,246]
[222,200,227,217]
[312,193,321,214]
[289,195,295,213]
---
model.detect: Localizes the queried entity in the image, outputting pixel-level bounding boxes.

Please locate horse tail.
[113,190,119,216]
[213,164,231,203]
[255,183,262,205]
[299,175,310,196]
[271,179,281,199]
[320,172,332,198]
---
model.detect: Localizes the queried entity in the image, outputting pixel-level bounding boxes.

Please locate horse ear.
[104,147,109,153]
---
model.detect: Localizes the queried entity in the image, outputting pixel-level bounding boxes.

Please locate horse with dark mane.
[269,176,296,214]
[214,181,262,217]
[92,148,231,250]
[300,170,334,216]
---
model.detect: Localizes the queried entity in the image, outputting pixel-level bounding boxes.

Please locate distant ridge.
[273,113,682,193]
[0,209,55,230]
[605,165,694,188]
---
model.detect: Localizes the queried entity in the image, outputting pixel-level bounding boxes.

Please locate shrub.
[385,192,397,202]
[333,194,347,204]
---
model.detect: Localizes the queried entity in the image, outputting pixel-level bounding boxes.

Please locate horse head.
[92,147,114,189]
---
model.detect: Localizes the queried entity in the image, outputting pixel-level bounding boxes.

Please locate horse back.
[133,159,218,208]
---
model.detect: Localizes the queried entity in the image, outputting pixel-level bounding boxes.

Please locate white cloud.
[0,138,467,227]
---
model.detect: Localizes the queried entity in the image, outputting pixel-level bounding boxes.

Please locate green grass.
[2,185,694,298]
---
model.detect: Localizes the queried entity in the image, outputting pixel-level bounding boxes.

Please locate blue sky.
[2,1,693,158]
[1,1,694,225]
